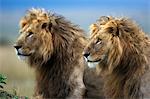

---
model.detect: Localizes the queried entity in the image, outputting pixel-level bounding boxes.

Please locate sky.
[0,0,150,43]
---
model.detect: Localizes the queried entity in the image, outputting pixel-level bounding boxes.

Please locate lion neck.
[33,32,85,98]
[102,41,147,99]
[35,54,73,98]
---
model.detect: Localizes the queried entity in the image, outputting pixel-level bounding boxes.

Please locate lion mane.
[84,16,150,99]
[16,8,87,98]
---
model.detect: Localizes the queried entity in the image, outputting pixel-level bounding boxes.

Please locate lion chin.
[87,62,99,68]
[83,57,99,68]
[18,55,27,60]
[14,49,26,60]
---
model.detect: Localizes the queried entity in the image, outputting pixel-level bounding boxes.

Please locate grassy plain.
[0,45,35,97]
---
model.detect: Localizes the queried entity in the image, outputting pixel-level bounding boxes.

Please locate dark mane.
[21,8,86,98]
[97,17,150,99]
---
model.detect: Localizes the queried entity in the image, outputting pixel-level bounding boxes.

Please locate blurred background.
[0,0,150,97]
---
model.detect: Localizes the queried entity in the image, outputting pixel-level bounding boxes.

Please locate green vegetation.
[0,74,7,89]
[0,74,29,99]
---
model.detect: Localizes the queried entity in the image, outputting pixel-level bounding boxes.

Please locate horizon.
[0,0,150,43]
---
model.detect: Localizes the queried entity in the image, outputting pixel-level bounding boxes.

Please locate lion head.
[14,8,84,66]
[83,16,124,72]
[14,9,54,64]
[83,16,148,73]
[83,16,149,98]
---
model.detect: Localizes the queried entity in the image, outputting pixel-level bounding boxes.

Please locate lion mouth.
[84,55,101,63]
[87,54,106,63]
[87,59,101,63]
[17,52,31,56]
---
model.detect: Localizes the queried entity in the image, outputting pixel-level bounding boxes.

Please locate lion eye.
[27,32,33,37]
[96,38,102,44]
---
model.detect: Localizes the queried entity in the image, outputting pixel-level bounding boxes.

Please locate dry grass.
[0,45,35,97]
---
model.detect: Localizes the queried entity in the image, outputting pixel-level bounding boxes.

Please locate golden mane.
[20,8,85,65]
[16,8,87,98]
[88,16,150,99]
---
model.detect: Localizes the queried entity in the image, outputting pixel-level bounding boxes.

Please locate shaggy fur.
[83,16,150,99]
[83,67,105,98]
[14,8,87,98]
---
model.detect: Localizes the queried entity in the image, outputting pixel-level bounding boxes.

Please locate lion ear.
[90,24,99,34]
[41,22,53,31]
[48,23,52,31]
[115,27,120,36]
[107,26,120,36]
[20,19,27,28]
[41,23,47,29]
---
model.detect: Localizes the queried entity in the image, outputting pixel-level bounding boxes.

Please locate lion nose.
[83,52,90,58]
[13,45,22,50]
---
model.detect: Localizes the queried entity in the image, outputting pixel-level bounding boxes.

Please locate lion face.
[84,32,112,62]
[83,27,113,68]
[14,9,53,62]
[83,16,122,68]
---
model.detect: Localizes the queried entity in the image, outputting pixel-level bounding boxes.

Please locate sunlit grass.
[0,46,35,97]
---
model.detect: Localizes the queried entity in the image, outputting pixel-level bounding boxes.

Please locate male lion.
[14,8,87,98]
[14,8,104,99]
[83,16,150,99]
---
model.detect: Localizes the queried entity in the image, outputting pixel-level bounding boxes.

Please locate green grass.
[0,74,7,88]
[0,74,29,99]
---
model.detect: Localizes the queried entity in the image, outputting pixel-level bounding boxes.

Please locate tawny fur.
[84,16,150,99]
[16,8,87,98]
[15,8,104,99]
